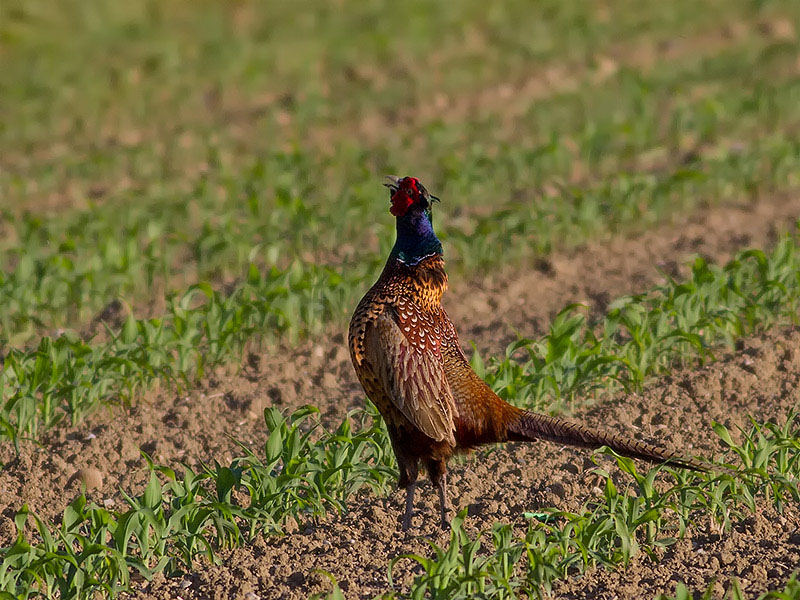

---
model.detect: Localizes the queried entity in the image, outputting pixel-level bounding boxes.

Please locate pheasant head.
[384,175,440,217]
[384,176,443,265]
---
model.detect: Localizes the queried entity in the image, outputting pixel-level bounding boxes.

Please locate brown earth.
[138,326,800,600]
[2,194,800,599]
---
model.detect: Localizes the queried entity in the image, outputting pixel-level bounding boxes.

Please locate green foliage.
[480,236,800,413]
[656,573,800,600]
[0,404,395,598]
[4,1,800,596]
[7,404,795,598]
[227,403,396,535]
[386,414,800,599]
[388,511,523,600]
[0,500,131,599]
[0,263,357,447]
[3,227,800,598]
[4,246,800,594]
[2,0,800,345]
[705,416,800,523]
[4,230,800,452]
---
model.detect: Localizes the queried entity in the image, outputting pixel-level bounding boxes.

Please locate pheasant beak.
[383,175,401,194]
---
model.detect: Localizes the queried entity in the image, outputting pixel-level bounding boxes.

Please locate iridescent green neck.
[390,207,443,265]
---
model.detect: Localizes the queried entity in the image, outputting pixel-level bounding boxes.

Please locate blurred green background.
[1,0,799,345]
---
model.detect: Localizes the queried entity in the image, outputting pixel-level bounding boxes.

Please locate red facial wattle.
[390,177,420,217]
[390,191,414,216]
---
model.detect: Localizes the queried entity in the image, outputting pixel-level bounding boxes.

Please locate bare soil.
[2,194,800,599]
[147,325,800,600]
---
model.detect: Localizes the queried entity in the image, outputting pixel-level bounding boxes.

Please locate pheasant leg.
[402,482,416,531]
[437,473,450,529]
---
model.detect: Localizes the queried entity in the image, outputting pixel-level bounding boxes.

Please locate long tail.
[507,410,708,472]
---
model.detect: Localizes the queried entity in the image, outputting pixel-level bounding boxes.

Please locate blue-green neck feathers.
[391,207,443,265]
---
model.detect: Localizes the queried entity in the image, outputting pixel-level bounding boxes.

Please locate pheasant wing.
[364,311,456,445]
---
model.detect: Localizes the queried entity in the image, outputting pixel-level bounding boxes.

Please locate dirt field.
[6,2,800,597]
[3,194,800,598]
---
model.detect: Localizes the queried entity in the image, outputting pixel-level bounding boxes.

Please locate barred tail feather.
[508,411,708,472]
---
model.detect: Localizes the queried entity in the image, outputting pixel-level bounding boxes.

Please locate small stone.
[244,593,261,600]
[70,468,103,491]
[179,579,191,590]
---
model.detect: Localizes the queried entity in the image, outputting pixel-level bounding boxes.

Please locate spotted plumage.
[348,176,708,530]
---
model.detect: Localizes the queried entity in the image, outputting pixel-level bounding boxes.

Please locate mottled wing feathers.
[364,311,456,445]
[348,293,384,368]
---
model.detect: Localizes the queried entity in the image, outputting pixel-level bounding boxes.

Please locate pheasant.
[348,175,706,531]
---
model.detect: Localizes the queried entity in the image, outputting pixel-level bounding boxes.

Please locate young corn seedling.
[389,510,524,600]
[656,574,800,600]
[383,411,800,600]
[0,404,397,597]
[480,234,800,414]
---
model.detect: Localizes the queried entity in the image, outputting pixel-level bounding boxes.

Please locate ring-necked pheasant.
[348,175,706,531]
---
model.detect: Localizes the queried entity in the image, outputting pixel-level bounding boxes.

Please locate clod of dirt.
[68,467,103,491]
[758,18,796,41]
[0,516,16,546]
